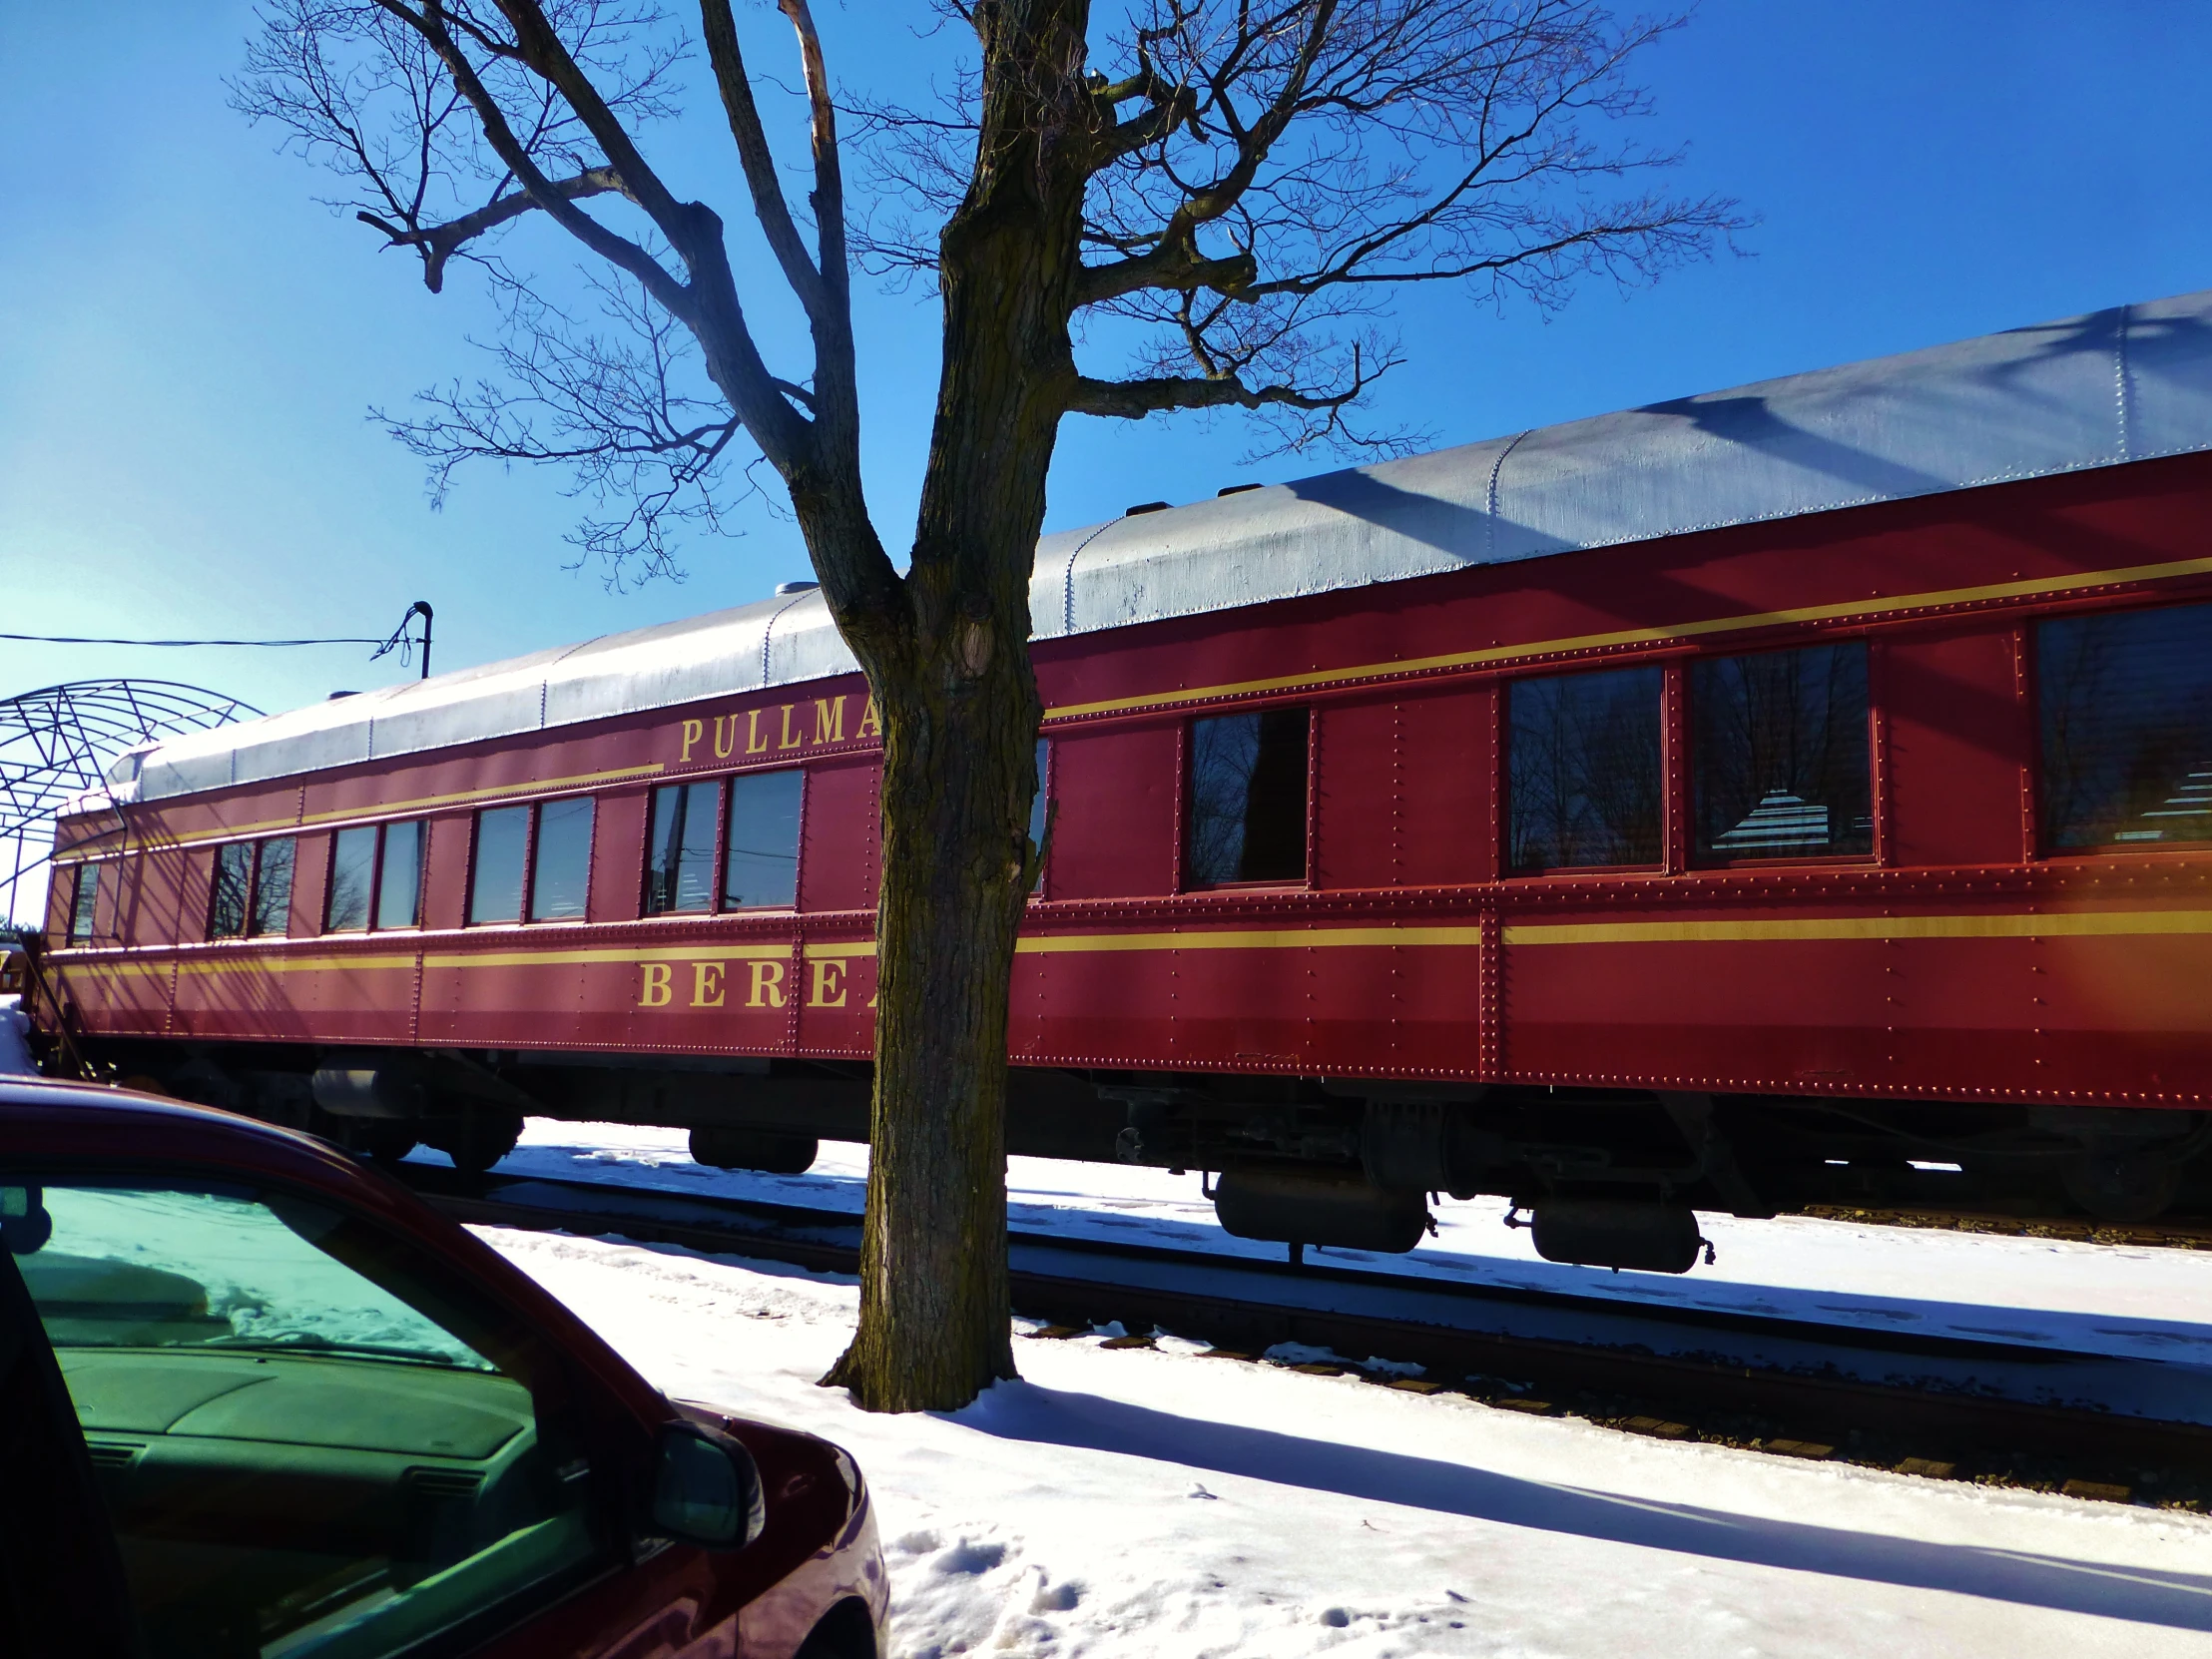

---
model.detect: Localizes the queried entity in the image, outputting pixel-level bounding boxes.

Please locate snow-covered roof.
[121,287,2212,807]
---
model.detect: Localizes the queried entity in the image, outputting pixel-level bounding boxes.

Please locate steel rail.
[396,1164,2212,1491]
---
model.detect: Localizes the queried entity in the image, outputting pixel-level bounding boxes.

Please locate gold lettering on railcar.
[808,957,846,1008]
[692,962,726,1008]
[678,696,875,765]
[639,963,674,1007]
[748,959,787,1007]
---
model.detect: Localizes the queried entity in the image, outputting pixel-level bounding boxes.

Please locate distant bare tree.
[236,0,1744,1412]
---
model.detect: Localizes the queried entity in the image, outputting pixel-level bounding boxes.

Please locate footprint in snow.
[933,1539,1007,1576]
[1029,1576,1082,1613]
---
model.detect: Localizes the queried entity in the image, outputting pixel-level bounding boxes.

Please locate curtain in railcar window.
[2040,603,2212,847]
[1186,709,1310,885]
[723,771,801,909]
[1508,667,1664,869]
[248,838,295,937]
[326,827,377,931]
[67,863,99,943]
[209,843,253,938]
[377,821,424,929]
[646,782,719,914]
[1693,643,1872,859]
[469,807,531,924]
[530,797,595,921]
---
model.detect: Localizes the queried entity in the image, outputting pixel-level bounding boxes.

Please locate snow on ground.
[0,995,34,1076]
[483,1226,2212,1658]
[419,1122,2212,1367]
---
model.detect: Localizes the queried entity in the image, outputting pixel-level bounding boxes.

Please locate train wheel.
[168,1061,241,1113]
[432,1110,523,1176]
[354,1122,420,1164]
[2062,1150,2181,1224]
[690,1127,818,1175]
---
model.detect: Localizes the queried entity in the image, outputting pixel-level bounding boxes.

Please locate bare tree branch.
[358,163,628,289]
[699,0,830,318]
[837,2,1747,460]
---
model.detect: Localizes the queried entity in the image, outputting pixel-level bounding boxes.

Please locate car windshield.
[5,1172,602,1658]
[19,1183,496,1371]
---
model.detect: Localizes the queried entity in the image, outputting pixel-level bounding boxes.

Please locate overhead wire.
[0,600,433,670]
[0,632,386,647]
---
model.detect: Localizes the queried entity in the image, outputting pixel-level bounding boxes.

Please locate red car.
[0,1077,886,1658]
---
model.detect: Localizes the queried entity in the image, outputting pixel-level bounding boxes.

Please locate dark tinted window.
[326,826,376,931]
[1509,667,1663,869]
[1693,643,1872,859]
[2040,603,2212,848]
[248,839,295,937]
[1187,709,1310,884]
[469,807,530,924]
[724,771,801,909]
[377,820,424,929]
[646,782,719,914]
[530,797,595,921]
[209,843,253,939]
[68,863,99,943]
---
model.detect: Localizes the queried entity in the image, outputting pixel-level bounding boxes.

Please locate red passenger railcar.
[34,292,2212,1265]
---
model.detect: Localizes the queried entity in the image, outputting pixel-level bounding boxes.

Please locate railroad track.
[396,1163,2212,1509]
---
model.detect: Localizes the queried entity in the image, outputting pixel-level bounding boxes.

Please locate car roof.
[0,1076,382,1189]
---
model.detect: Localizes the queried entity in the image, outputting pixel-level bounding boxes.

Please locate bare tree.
[236,0,1744,1411]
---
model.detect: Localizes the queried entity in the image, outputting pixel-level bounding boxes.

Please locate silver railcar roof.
[121,287,2212,806]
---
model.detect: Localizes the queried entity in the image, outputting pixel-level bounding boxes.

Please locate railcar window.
[1028,739,1050,895]
[723,770,801,909]
[1187,709,1310,885]
[67,863,99,943]
[326,826,377,931]
[530,797,595,921]
[247,838,296,937]
[2040,603,2212,848]
[1508,667,1664,869]
[209,842,254,939]
[1693,643,1872,859]
[646,781,719,914]
[378,820,425,929]
[469,807,531,924]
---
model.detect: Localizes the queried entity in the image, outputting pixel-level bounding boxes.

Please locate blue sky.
[3,1,2209,726]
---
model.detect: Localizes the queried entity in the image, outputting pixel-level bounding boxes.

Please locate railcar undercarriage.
[64,1033,2212,1271]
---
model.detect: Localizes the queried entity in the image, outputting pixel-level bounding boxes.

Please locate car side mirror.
[651,1422,765,1550]
[0,1187,51,1257]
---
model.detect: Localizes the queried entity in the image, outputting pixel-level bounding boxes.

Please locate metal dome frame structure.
[1,680,262,927]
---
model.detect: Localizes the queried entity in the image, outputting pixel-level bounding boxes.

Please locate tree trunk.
[821,0,1093,1412]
